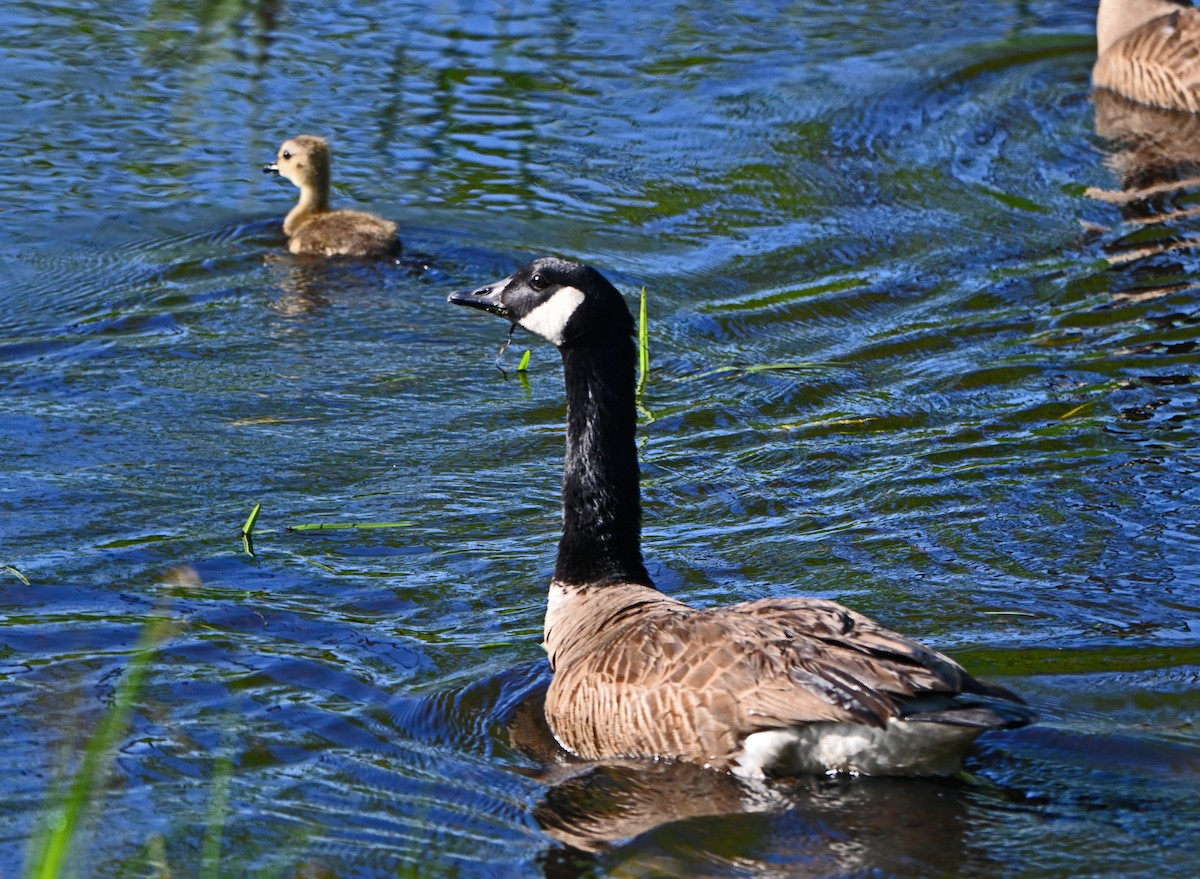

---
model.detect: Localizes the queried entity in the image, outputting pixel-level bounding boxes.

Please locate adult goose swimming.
[1093,0,1200,113]
[449,257,1034,777]
[263,134,400,258]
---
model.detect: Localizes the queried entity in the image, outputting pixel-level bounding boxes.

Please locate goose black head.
[449,257,633,348]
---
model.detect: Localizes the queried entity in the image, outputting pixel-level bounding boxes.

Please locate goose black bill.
[448,277,512,319]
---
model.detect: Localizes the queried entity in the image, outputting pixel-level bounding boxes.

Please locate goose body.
[1093,0,1200,112]
[449,257,1033,777]
[263,135,400,258]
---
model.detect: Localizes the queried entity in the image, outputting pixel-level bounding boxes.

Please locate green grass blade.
[27,614,172,879]
[199,742,235,879]
[636,286,649,397]
[517,349,531,372]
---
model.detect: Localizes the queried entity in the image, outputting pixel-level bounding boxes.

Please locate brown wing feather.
[1094,9,1200,113]
[544,591,993,770]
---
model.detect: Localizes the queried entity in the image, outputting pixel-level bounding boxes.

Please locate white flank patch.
[519,285,586,346]
[733,719,979,778]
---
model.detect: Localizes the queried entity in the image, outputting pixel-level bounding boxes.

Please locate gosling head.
[448,257,633,348]
[262,135,331,195]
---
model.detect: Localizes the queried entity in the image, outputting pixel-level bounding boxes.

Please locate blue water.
[2,0,1198,876]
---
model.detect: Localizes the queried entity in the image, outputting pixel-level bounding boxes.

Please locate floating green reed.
[241,503,262,556]
[517,349,531,372]
[1058,401,1095,420]
[242,503,261,535]
[288,521,411,532]
[704,361,834,378]
[3,564,30,585]
[26,613,172,879]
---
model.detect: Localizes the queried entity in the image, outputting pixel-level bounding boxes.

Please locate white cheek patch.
[518,285,586,345]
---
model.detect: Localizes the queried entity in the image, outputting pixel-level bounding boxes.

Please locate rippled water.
[2,0,1198,876]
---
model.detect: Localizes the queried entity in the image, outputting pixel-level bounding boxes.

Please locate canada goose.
[1093,0,1200,112]
[262,135,400,258]
[449,257,1034,777]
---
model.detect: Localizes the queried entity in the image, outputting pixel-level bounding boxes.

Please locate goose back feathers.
[449,257,1033,777]
[1093,0,1200,112]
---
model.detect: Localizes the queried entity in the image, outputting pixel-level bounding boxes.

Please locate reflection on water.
[1088,14,1200,294]
[1091,89,1200,200]
[535,760,981,876]
[2,0,1199,877]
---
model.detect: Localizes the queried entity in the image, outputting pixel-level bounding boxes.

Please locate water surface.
[2,1,1198,876]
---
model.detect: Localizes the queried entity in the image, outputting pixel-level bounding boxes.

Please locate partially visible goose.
[263,135,400,258]
[1093,0,1200,112]
[449,257,1034,778]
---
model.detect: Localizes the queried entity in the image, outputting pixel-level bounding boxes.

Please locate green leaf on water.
[517,349,531,372]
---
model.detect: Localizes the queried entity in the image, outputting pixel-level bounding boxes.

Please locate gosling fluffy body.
[449,257,1034,778]
[263,135,399,258]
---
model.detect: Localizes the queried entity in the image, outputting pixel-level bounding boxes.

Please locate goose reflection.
[1089,88,1200,217]
[1089,4,1200,282]
[507,690,977,876]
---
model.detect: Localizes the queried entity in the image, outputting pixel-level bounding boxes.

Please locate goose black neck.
[555,331,651,588]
